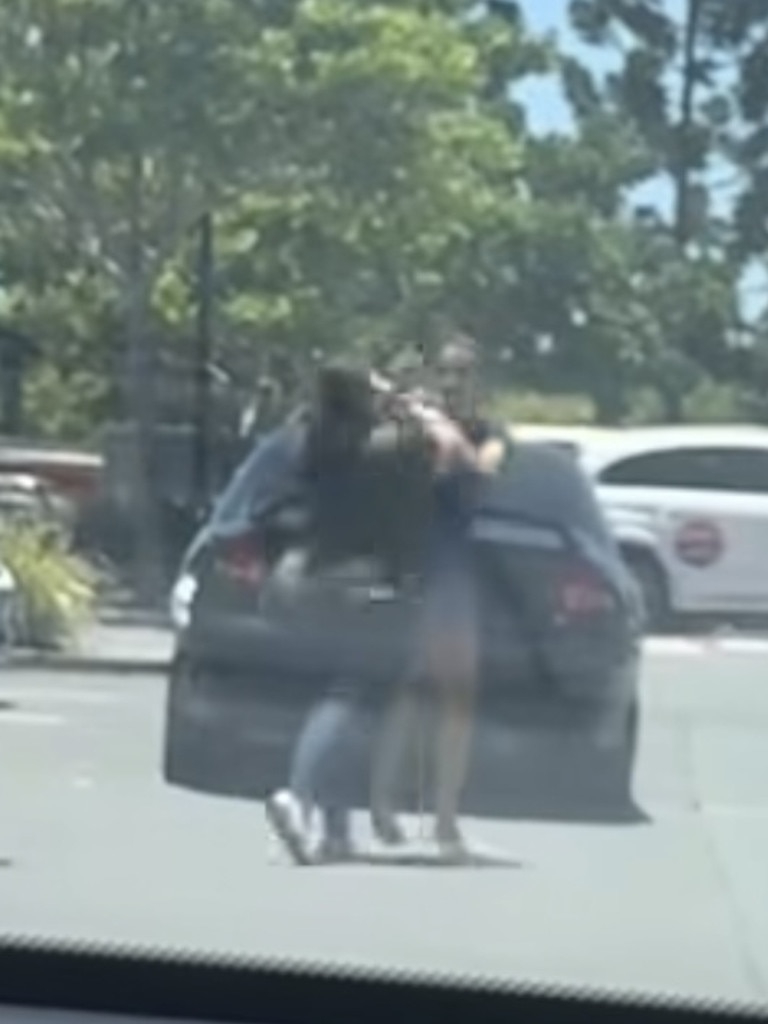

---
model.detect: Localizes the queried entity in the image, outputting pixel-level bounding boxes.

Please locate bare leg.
[371,557,480,855]
[432,668,476,854]
[370,682,422,844]
[427,604,479,857]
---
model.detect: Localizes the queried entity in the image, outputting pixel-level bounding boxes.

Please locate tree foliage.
[0,0,763,441]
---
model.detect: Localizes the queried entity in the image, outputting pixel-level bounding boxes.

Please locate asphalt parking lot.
[1,637,768,1009]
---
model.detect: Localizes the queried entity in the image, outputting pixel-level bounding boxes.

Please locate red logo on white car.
[674,519,724,569]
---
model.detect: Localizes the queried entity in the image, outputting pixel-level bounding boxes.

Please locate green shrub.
[489,389,596,425]
[0,521,97,648]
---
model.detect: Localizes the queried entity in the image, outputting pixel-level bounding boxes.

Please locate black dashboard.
[0,941,762,1024]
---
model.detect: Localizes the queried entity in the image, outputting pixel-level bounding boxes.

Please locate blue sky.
[515,0,680,216]
[514,0,765,320]
[517,0,614,135]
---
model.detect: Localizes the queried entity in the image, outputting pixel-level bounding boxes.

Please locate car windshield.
[3,0,768,1015]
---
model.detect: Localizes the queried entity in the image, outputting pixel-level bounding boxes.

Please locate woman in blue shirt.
[370,336,508,861]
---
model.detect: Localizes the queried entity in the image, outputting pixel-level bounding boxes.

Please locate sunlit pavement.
[2,646,768,1009]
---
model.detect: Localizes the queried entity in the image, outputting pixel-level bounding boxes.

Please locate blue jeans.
[289,695,359,841]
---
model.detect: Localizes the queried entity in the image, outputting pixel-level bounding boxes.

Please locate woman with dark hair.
[264,360,439,863]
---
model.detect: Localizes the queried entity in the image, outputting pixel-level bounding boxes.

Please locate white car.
[521,424,768,629]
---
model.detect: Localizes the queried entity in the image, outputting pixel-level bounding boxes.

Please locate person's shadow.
[314,844,525,870]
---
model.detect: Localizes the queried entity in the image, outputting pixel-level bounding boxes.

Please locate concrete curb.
[4,653,171,675]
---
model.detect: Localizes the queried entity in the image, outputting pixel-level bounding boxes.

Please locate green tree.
[0,0,312,593]
[199,0,546,382]
[0,0,302,403]
[552,0,744,420]
[568,0,723,245]
[699,1,768,261]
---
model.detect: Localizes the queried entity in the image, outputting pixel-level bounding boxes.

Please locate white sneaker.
[435,825,473,865]
[265,790,314,865]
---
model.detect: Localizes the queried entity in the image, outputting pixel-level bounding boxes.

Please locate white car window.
[598,446,768,494]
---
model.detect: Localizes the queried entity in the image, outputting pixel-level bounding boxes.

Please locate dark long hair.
[304,362,375,476]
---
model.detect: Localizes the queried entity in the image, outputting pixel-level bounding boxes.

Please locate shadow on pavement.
[463,793,650,826]
[313,849,525,869]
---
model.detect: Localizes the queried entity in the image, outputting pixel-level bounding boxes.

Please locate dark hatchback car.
[163,419,644,819]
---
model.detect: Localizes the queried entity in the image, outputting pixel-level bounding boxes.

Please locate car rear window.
[483,442,614,545]
[210,423,305,529]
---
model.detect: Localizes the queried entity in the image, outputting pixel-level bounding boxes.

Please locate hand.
[477,437,506,475]
[422,415,470,473]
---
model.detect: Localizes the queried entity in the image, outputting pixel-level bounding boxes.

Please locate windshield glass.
[2,0,768,1013]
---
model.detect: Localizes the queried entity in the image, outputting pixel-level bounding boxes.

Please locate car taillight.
[215,534,265,587]
[556,566,616,618]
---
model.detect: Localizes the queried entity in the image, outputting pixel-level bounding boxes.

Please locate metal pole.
[193,211,214,516]
[674,0,703,249]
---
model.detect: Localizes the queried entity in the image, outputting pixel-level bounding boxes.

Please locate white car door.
[596,446,768,614]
